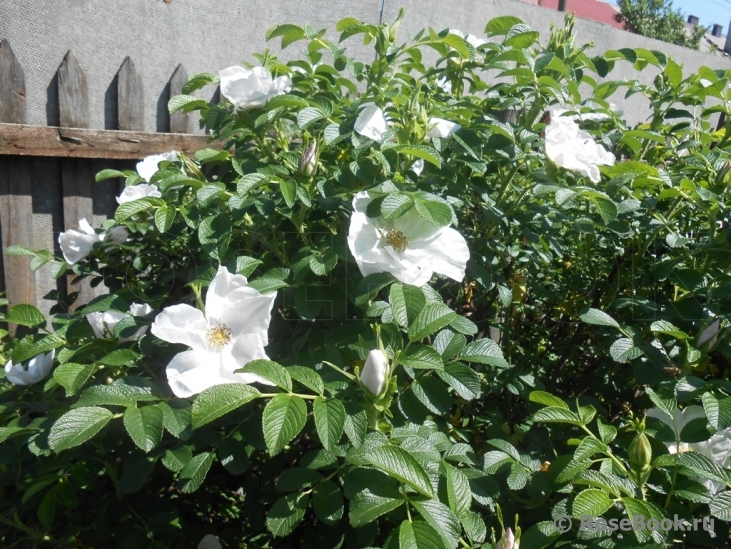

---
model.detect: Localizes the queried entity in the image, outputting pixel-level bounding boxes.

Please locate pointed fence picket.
[0,39,214,319]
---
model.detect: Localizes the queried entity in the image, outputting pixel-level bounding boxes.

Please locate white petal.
[130,303,154,317]
[136,152,178,182]
[198,535,223,549]
[87,311,128,338]
[105,226,129,245]
[360,349,389,395]
[354,104,389,142]
[165,349,233,398]
[225,333,276,386]
[26,349,55,383]
[5,361,32,385]
[150,304,208,352]
[219,65,284,110]
[413,227,469,282]
[427,118,461,139]
[58,229,99,264]
[116,184,162,204]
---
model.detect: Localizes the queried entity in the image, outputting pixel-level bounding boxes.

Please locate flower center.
[384,229,409,253]
[206,324,232,349]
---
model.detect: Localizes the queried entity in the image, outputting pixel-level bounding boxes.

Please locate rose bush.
[1,10,730,549]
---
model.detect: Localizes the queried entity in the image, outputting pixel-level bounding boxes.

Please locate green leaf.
[485,15,524,36]
[5,304,46,328]
[344,405,368,447]
[356,272,397,306]
[412,377,452,415]
[297,106,325,129]
[266,94,310,110]
[263,394,308,456]
[313,396,346,451]
[217,438,250,475]
[153,206,175,232]
[123,405,164,453]
[349,484,404,526]
[119,455,156,495]
[399,519,444,549]
[710,491,731,520]
[161,446,192,472]
[438,362,481,400]
[433,330,467,360]
[444,463,472,517]
[178,452,214,493]
[592,197,617,223]
[95,169,127,182]
[364,445,435,497]
[266,23,307,48]
[442,33,471,58]
[381,193,414,219]
[645,387,676,418]
[529,391,569,409]
[237,359,292,391]
[280,178,297,208]
[389,284,426,328]
[400,345,444,370]
[609,338,643,363]
[411,498,461,548]
[267,493,309,537]
[313,481,344,525]
[414,198,452,228]
[115,198,158,222]
[650,320,689,339]
[309,251,338,275]
[191,383,261,429]
[572,489,613,517]
[48,406,113,451]
[461,511,487,545]
[287,366,324,395]
[409,302,457,341]
[159,401,191,439]
[77,294,128,314]
[579,308,620,328]
[182,72,218,94]
[53,363,95,397]
[75,382,158,407]
[532,407,583,425]
[11,333,65,364]
[460,339,508,368]
[394,144,441,168]
[702,393,731,430]
[168,94,207,114]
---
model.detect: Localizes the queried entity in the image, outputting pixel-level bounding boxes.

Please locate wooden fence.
[0,39,213,317]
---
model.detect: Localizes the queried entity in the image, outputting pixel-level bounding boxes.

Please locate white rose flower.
[87,302,153,342]
[360,349,389,396]
[496,528,516,549]
[198,535,222,549]
[545,110,615,184]
[136,151,179,182]
[58,218,103,264]
[448,29,488,48]
[4,350,55,386]
[354,103,389,143]
[426,117,461,140]
[697,319,721,349]
[436,76,452,94]
[219,66,291,110]
[117,183,162,205]
[347,192,470,286]
[105,226,129,245]
[647,405,731,495]
[151,266,277,398]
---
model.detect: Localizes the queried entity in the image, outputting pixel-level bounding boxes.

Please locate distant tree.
[615,0,706,50]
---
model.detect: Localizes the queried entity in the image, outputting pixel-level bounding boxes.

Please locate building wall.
[1,0,730,130]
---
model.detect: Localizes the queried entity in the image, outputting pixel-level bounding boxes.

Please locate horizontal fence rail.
[0,38,215,318]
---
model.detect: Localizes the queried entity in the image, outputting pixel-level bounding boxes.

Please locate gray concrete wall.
[1,0,729,130]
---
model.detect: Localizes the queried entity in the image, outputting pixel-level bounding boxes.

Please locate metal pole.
[558,0,567,12]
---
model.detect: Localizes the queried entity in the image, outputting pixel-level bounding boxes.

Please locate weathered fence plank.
[169,64,192,134]
[0,40,35,312]
[58,51,89,129]
[118,57,144,131]
[0,40,26,124]
[0,123,215,158]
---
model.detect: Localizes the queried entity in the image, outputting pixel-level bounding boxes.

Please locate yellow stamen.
[206,324,232,349]
[384,229,409,253]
